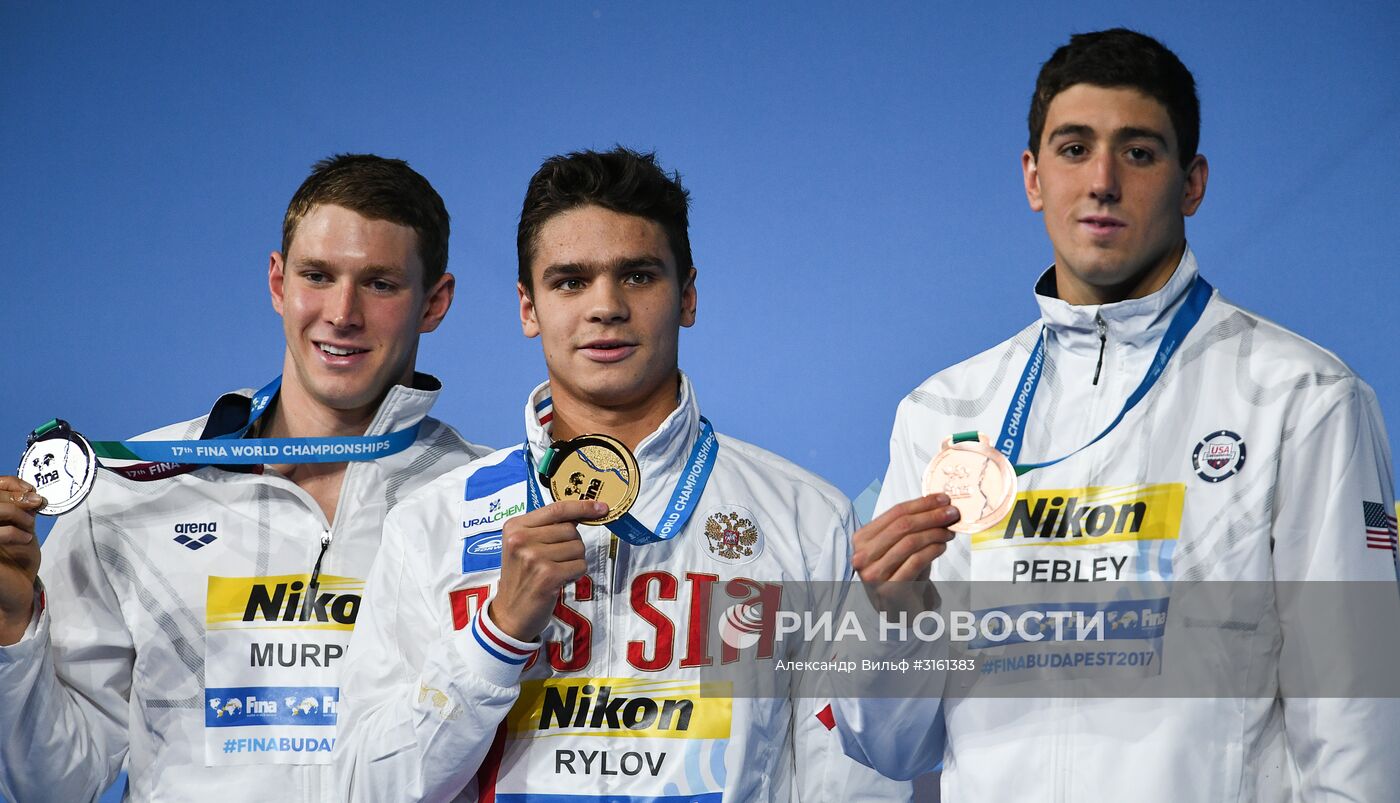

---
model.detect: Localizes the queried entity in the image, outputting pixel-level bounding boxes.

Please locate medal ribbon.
[75,376,420,467]
[524,416,719,546]
[994,275,1213,476]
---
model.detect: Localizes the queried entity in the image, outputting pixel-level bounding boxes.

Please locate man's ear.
[418,273,455,334]
[1181,154,1209,217]
[1022,150,1044,212]
[269,252,287,315]
[518,281,540,338]
[680,266,697,328]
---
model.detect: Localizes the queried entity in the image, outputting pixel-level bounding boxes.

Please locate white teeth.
[319,344,364,356]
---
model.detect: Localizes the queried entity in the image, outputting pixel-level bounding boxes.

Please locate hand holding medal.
[490,432,642,642]
[17,419,97,516]
[0,475,46,644]
[491,496,605,643]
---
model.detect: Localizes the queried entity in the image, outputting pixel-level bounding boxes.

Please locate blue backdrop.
[3,4,1396,800]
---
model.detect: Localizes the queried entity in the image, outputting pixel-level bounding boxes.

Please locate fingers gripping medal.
[17,419,97,516]
[922,432,1017,533]
[537,434,641,526]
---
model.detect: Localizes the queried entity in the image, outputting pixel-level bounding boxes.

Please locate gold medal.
[922,432,1017,533]
[541,433,640,525]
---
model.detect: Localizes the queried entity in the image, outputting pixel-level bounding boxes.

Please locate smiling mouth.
[317,342,370,357]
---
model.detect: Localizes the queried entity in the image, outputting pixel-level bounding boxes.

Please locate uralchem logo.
[463,500,526,530]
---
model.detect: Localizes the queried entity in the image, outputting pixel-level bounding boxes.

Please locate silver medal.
[18,425,97,515]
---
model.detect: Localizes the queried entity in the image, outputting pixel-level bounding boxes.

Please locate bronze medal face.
[18,429,97,516]
[545,434,640,525]
[921,433,1017,533]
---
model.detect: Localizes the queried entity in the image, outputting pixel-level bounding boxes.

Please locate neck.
[548,375,682,452]
[261,349,409,442]
[262,381,382,442]
[1056,241,1186,306]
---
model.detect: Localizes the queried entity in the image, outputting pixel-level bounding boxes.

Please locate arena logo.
[174,521,219,550]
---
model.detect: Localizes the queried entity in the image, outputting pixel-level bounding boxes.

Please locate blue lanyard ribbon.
[93,376,421,465]
[525,417,719,546]
[996,276,1213,475]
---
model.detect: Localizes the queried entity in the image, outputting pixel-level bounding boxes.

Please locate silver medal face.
[18,431,97,515]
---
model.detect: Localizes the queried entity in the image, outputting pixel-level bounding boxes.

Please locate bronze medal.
[922,433,1017,533]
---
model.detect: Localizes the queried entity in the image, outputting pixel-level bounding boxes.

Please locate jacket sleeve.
[1270,376,1400,799]
[831,397,947,782]
[335,502,531,802]
[789,487,913,800]
[872,396,927,521]
[0,507,133,803]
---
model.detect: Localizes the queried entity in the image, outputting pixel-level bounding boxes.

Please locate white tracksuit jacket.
[833,249,1400,801]
[335,376,911,802]
[0,376,489,802]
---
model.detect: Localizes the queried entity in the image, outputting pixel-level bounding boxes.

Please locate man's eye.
[369,279,397,292]
[1060,143,1088,158]
[624,272,654,285]
[304,272,330,284]
[1126,147,1155,163]
[557,278,584,291]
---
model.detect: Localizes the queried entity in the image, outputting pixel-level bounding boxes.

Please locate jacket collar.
[200,371,443,440]
[524,372,701,478]
[1033,245,1200,353]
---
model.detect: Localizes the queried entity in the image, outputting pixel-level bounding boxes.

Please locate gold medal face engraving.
[546,434,640,525]
[18,430,97,516]
[922,433,1017,533]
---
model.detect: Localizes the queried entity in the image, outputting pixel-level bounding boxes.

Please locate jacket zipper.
[1092,312,1108,386]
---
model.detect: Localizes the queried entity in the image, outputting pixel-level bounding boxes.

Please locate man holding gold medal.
[335,148,909,801]
[832,28,1400,800]
[0,155,490,801]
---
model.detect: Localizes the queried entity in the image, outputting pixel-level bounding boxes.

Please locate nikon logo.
[539,683,693,732]
[1003,495,1147,540]
[242,580,360,625]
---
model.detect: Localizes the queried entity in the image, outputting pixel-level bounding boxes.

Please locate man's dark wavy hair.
[1028,28,1200,169]
[517,147,692,292]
